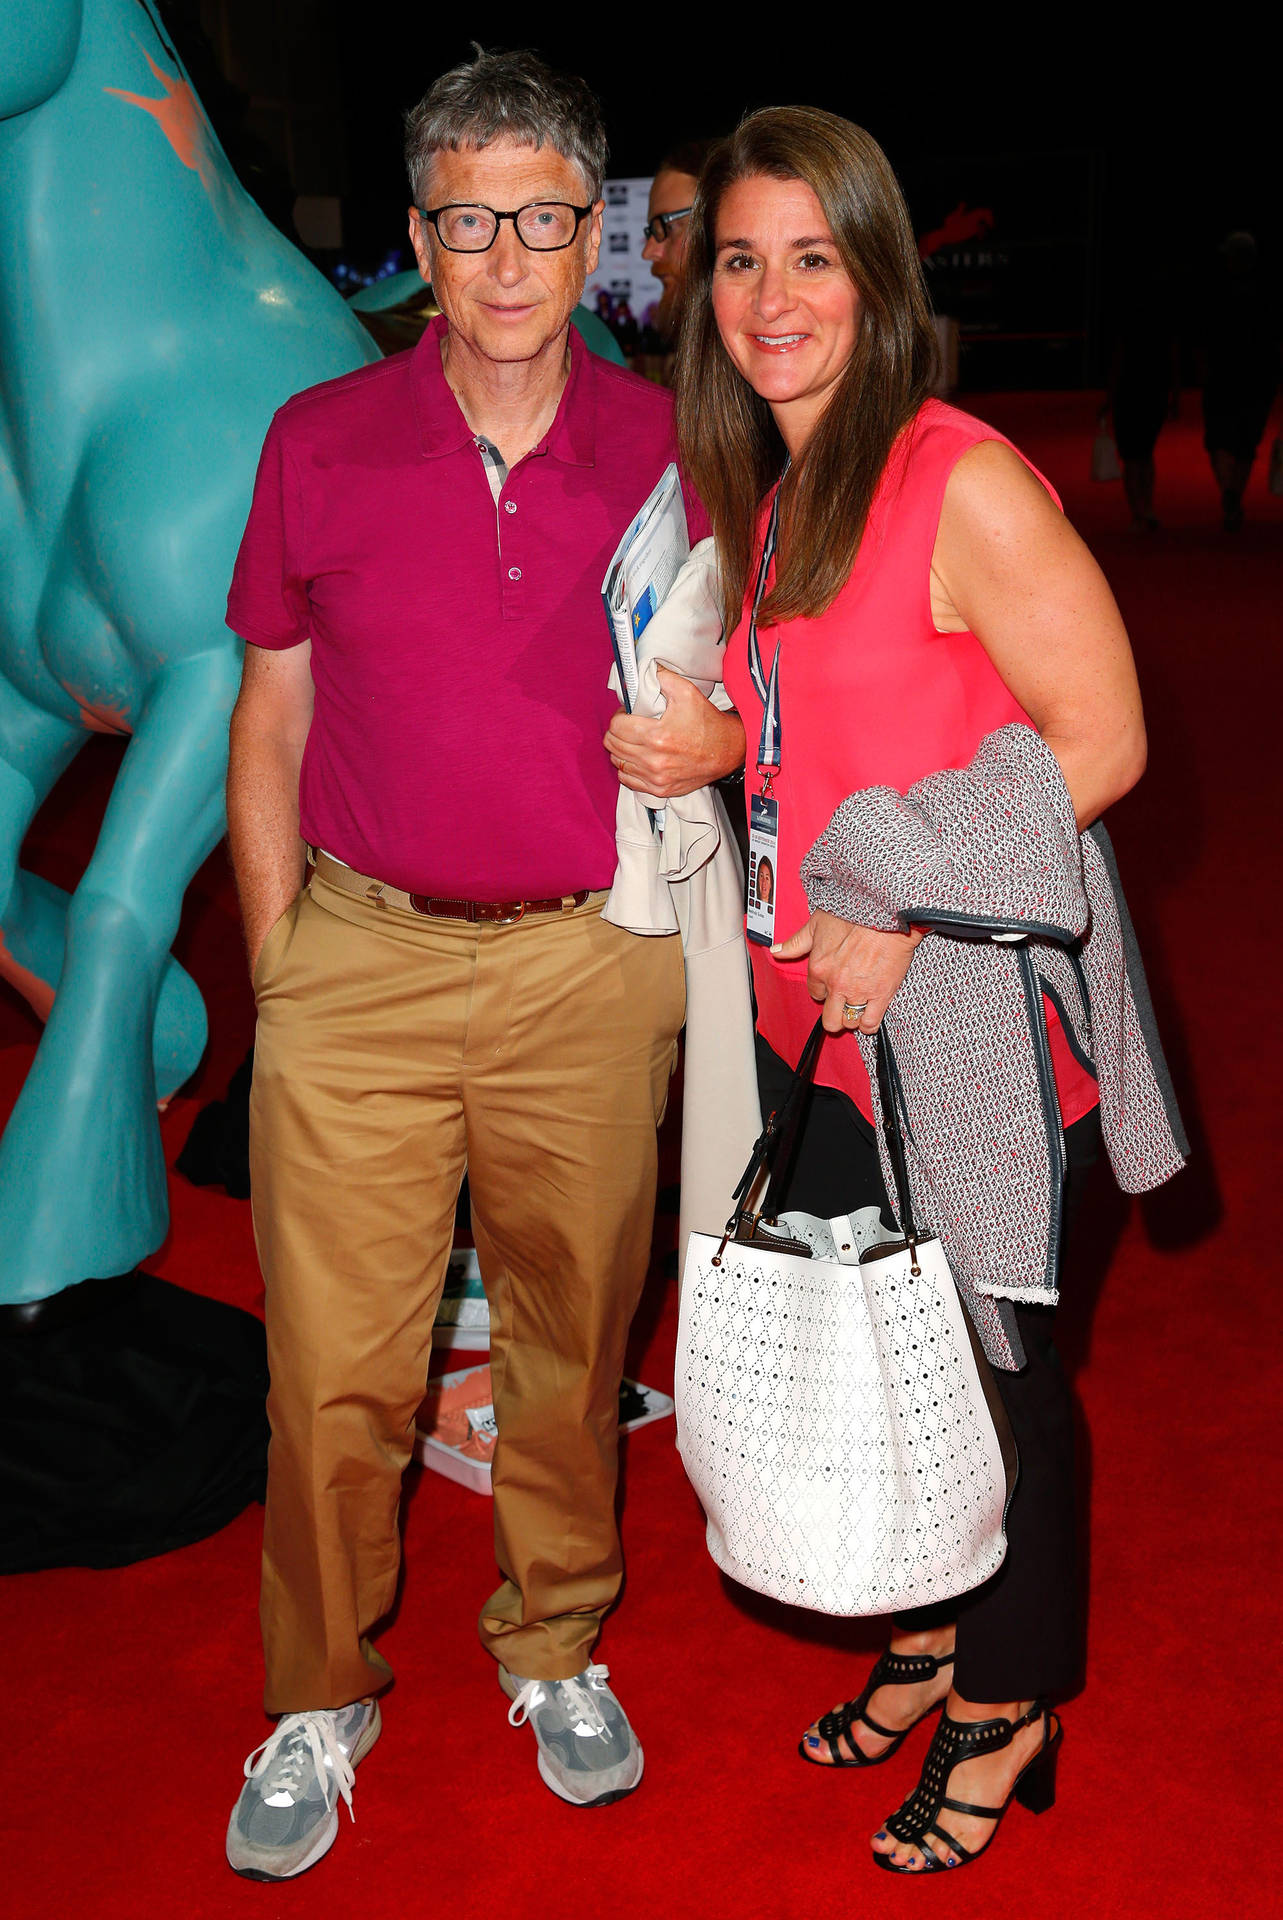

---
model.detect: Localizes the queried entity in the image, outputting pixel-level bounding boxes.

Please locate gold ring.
[842,1000,868,1025]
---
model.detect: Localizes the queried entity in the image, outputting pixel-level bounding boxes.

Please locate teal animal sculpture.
[0,0,379,1304]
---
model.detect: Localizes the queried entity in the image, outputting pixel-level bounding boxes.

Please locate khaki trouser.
[249,867,685,1713]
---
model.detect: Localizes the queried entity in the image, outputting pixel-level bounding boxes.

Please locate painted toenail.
[875,1830,887,1840]
[805,1736,820,1748]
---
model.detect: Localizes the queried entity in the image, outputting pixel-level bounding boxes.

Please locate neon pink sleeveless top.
[723,398,1099,1126]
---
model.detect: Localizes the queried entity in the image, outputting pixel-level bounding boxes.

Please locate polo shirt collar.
[411,313,596,468]
[411,317,475,459]
[548,325,596,469]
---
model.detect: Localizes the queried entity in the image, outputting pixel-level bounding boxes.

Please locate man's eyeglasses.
[416,202,595,253]
[643,207,693,244]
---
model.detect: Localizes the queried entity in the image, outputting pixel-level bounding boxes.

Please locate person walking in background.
[1202,231,1279,530]
[221,47,739,1882]
[649,104,1184,1874]
[1108,254,1180,529]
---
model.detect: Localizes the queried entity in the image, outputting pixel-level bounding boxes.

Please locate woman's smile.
[711,174,861,451]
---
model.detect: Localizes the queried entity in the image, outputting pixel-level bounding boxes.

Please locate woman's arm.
[776,443,1143,1032]
[929,438,1146,827]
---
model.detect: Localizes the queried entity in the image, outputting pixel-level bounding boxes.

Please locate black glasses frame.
[416,201,596,253]
[642,206,693,244]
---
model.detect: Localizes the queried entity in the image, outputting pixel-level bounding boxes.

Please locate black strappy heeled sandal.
[799,1647,955,1769]
[873,1699,1062,1872]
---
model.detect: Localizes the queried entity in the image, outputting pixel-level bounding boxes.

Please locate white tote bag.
[675,1021,1015,1618]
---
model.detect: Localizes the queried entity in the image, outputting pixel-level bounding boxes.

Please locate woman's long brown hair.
[674,107,937,628]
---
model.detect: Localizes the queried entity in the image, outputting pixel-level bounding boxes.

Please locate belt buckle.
[487,901,526,925]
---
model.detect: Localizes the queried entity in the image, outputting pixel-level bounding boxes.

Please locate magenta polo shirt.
[226,316,707,898]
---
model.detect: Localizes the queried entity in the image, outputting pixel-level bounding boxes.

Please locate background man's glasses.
[643,207,693,244]
[417,202,594,253]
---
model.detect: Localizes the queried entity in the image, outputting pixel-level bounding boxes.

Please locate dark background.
[164,1,1276,389]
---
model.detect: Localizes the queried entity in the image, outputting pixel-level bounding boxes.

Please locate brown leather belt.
[411,891,593,923]
[310,850,593,924]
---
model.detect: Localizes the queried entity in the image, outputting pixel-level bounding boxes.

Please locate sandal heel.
[875,1701,1062,1874]
[1013,1727,1061,1815]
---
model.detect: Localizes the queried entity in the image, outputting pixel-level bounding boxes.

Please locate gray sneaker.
[500,1662,643,1808]
[225,1699,381,1880]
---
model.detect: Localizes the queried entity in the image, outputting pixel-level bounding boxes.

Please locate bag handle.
[716,1015,921,1272]
[714,1017,824,1257]
[873,1025,922,1269]
[757,1016,827,1224]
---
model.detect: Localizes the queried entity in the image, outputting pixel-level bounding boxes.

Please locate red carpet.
[3,396,1278,1918]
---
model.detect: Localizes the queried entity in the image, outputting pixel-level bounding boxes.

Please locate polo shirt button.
[508,565,522,581]
[504,500,517,514]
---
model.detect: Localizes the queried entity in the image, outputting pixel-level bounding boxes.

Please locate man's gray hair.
[405,46,608,207]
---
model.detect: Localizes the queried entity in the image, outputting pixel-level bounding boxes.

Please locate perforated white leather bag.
[675,1021,1015,1618]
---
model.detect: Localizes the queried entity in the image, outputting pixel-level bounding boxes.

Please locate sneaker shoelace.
[507,1662,615,1741]
[243,1711,358,1822]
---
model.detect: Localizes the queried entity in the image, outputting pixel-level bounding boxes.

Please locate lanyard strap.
[747,482,784,776]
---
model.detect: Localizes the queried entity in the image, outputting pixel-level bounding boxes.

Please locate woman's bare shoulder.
[947,436,1056,509]
[930,439,1079,633]
[938,438,1067,567]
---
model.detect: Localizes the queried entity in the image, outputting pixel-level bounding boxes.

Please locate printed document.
[601,463,690,712]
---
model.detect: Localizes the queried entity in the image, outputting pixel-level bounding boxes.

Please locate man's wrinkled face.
[409,135,603,366]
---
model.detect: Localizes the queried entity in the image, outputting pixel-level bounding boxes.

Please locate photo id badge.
[746,791,779,946]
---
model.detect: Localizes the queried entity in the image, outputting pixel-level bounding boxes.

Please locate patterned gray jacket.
[799,723,1187,1370]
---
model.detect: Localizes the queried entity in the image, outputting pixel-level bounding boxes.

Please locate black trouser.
[755,1034,1100,1702]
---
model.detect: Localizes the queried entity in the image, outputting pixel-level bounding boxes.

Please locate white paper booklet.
[601,462,690,712]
